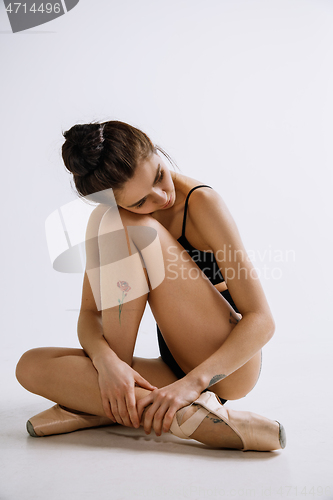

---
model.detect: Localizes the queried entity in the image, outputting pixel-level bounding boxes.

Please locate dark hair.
[61,120,176,198]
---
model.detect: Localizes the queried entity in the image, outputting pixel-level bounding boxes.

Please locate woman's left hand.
[136,377,202,436]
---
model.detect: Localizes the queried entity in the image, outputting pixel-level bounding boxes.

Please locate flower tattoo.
[117,281,131,324]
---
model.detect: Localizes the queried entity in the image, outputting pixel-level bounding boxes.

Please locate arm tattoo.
[229,311,240,325]
[208,374,226,387]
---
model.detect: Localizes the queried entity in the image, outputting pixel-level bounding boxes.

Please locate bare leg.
[16,348,242,448]
[109,208,262,400]
[16,209,264,447]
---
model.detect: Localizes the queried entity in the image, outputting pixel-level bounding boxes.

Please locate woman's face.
[116,153,176,214]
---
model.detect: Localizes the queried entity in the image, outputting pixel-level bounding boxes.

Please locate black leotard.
[176,184,239,311]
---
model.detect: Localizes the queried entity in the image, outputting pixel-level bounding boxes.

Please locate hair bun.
[62,123,104,177]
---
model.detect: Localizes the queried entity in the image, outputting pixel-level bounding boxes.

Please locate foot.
[27,404,114,437]
[178,404,243,449]
[170,392,286,451]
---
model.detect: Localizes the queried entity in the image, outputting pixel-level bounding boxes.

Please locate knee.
[15,347,45,391]
[118,207,161,230]
[118,207,165,250]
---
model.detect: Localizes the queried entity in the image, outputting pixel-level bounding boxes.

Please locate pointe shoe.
[170,391,286,451]
[27,404,113,437]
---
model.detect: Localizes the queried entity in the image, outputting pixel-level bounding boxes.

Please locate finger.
[137,393,154,422]
[110,398,123,426]
[117,396,132,427]
[125,391,140,428]
[152,404,169,436]
[101,396,116,422]
[162,406,178,433]
[134,373,157,391]
[142,401,161,435]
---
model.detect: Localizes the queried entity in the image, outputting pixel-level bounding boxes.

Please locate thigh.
[119,209,262,400]
[118,209,236,367]
[16,347,90,390]
[18,347,177,389]
[210,350,262,400]
[132,357,179,388]
[17,346,87,367]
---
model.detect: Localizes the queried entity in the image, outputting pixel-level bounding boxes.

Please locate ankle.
[177,404,201,425]
[177,403,243,449]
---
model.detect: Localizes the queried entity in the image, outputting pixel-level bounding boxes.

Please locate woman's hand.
[137,377,203,436]
[95,354,157,428]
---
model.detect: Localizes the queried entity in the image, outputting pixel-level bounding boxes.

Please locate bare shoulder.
[187,187,238,240]
[189,187,274,318]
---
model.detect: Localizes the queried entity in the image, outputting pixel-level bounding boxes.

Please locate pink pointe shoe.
[26,404,113,437]
[170,391,286,451]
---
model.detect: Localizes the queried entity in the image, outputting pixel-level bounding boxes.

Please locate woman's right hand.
[95,353,156,428]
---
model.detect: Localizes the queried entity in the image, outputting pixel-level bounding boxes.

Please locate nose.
[153,188,167,204]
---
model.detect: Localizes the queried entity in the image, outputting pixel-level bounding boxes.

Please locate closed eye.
[136,197,147,208]
[135,170,165,208]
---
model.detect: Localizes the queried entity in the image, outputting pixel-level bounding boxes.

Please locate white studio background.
[1,0,333,498]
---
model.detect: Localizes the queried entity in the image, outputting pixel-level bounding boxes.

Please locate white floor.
[1,328,332,500]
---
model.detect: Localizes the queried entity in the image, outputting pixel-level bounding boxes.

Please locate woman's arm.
[77,206,156,427]
[187,187,275,380]
[77,274,119,371]
[138,188,275,434]
[184,311,273,393]
[77,204,119,371]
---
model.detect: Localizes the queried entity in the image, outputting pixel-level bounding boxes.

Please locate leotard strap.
[181,185,212,238]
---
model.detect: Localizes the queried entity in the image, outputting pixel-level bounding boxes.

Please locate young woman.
[16,121,286,451]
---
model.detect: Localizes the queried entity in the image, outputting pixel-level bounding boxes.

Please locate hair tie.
[99,124,106,145]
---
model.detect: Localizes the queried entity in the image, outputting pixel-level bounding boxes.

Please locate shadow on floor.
[21,423,282,462]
